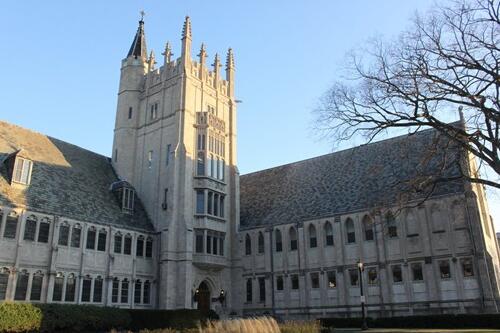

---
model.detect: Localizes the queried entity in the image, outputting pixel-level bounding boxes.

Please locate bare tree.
[315,0,499,190]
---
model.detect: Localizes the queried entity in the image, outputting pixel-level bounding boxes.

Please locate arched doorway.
[197,281,211,314]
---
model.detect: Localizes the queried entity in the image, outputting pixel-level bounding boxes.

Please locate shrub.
[279,320,322,333]
[128,309,204,331]
[0,302,42,333]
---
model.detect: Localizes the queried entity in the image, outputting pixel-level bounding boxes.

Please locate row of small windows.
[243,214,402,255]
[0,213,51,243]
[114,233,153,258]
[194,229,225,256]
[195,190,225,218]
[0,269,151,305]
[243,258,475,303]
[197,153,225,181]
[208,131,225,157]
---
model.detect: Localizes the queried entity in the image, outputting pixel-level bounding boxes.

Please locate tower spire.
[198,43,207,66]
[181,16,192,66]
[162,42,173,65]
[148,50,156,71]
[225,48,235,96]
[182,16,192,40]
[127,13,148,60]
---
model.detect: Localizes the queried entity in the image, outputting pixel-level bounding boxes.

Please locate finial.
[182,16,192,39]
[162,42,173,64]
[225,48,234,70]
[198,43,207,65]
[213,53,221,70]
[140,10,146,22]
[148,50,156,70]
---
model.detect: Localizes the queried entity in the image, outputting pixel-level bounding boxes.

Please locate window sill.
[194,175,227,186]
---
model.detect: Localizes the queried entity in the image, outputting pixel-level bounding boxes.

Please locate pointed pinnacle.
[182,16,192,39]
[226,48,234,70]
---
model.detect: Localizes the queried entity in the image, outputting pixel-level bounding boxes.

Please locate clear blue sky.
[1,0,498,229]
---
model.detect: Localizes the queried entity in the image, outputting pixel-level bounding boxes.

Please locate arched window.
[143,280,151,304]
[86,227,96,250]
[124,234,132,255]
[406,211,419,236]
[4,213,18,239]
[145,237,153,258]
[114,232,123,254]
[37,218,50,243]
[309,224,317,248]
[65,273,76,302]
[136,236,145,257]
[289,227,298,251]
[0,268,10,300]
[58,222,70,246]
[52,272,64,301]
[97,229,107,251]
[346,218,355,243]
[245,234,252,255]
[71,224,82,248]
[258,232,265,254]
[14,270,29,301]
[81,275,92,302]
[134,279,142,304]
[24,215,37,241]
[93,276,103,303]
[324,221,334,246]
[121,278,129,303]
[386,212,398,238]
[275,229,283,252]
[363,215,374,241]
[30,271,43,301]
[246,278,252,303]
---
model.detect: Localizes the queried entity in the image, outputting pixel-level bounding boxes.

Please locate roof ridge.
[0,120,111,161]
[241,125,452,177]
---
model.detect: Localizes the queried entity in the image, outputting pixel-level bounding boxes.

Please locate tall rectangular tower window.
[148,151,153,169]
[166,144,171,166]
[128,107,133,119]
[196,190,205,214]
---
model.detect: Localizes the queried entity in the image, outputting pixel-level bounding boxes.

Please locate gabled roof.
[0,121,153,232]
[240,127,465,230]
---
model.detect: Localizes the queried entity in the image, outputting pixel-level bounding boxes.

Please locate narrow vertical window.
[412,263,424,281]
[349,269,359,286]
[81,276,92,302]
[14,271,29,300]
[258,277,266,302]
[327,271,336,288]
[246,279,252,303]
[128,107,133,119]
[121,279,129,303]
[93,276,103,303]
[462,258,474,277]
[30,272,43,301]
[148,150,153,169]
[439,260,451,279]
[346,218,356,243]
[37,219,50,243]
[275,229,282,252]
[52,273,64,301]
[124,234,132,255]
[276,276,284,291]
[206,234,212,254]
[310,272,320,289]
[4,215,18,239]
[197,152,205,176]
[196,190,205,214]
[245,234,252,255]
[136,237,144,257]
[258,232,265,254]
[114,233,122,254]
[289,227,297,251]
[143,280,151,304]
[65,274,76,302]
[58,223,70,246]
[363,215,374,241]
[368,268,378,285]
[134,280,142,304]
[86,228,96,250]
[309,224,317,248]
[220,196,225,218]
[145,238,153,258]
[97,230,107,251]
[325,222,334,246]
[195,230,204,253]
[291,275,299,290]
[213,193,219,216]
[112,278,119,303]
[114,149,118,162]
[207,192,213,215]
[386,212,398,238]
[0,268,10,300]
[71,225,81,248]
[24,216,37,241]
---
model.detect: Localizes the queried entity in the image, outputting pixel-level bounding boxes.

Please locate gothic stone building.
[0,17,499,319]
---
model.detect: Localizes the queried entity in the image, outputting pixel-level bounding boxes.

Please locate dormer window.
[110,180,136,214]
[13,157,33,185]
[123,187,135,212]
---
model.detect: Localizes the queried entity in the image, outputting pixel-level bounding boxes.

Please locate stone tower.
[112,17,240,312]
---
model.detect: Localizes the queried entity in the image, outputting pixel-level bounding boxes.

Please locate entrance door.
[197,281,211,314]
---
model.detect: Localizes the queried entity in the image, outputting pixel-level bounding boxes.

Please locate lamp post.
[358,260,368,330]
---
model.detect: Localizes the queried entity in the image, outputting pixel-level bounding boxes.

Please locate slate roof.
[0,121,153,232]
[240,128,465,230]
